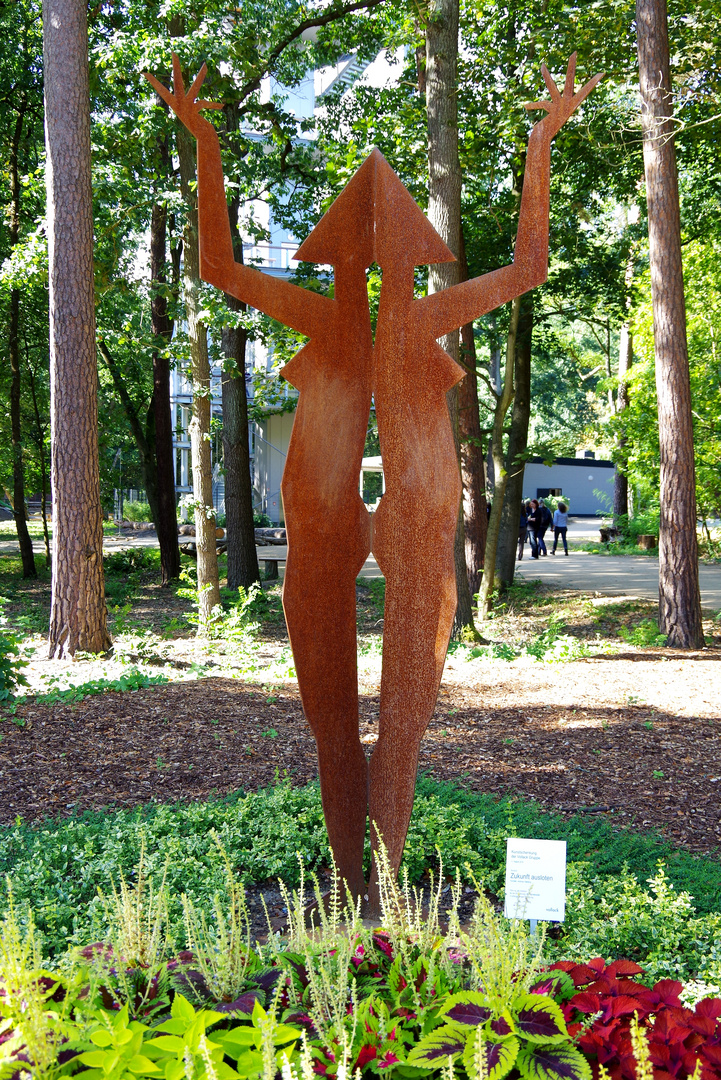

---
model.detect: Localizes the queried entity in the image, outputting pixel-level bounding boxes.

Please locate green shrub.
[3,779,721,968]
[253,512,272,528]
[0,595,29,701]
[124,501,153,523]
[616,508,660,542]
[618,618,667,647]
[0,622,28,702]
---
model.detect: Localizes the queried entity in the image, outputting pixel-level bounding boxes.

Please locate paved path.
[515,550,721,611]
[3,523,720,611]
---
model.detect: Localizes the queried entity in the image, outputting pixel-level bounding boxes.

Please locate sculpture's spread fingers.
[188,63,209,102]
[572,71,604,110]
[171,52,187,99]
[563,52,577,99]
[143,71,174,108]
[524,98,551,112]
[541,63,561,101]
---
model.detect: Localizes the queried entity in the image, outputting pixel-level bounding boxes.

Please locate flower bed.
[2,862,721,1080]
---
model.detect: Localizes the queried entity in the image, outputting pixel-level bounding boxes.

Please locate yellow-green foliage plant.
[182,835,260,1004]
[0,884,72,1080]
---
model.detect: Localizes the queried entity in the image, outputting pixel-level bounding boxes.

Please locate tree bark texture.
[458,228,487,595]
[9,104,37,578]
[425,0,475,636]
[613,323,632,519]
[43,0,110,657]
[150,200,181,584]
[496,293,533,588]
[222,204,260,591]
[636,0,704,648]
[176,121,221,626]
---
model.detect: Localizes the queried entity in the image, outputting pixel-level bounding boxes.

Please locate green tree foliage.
[624,240,721,521]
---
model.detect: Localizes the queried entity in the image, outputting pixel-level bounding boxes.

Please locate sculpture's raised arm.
[416,54,602,338]
[144,55,333,338]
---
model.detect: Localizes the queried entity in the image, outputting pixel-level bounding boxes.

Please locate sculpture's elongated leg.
[281,266,373,899]
[367,267,463,908]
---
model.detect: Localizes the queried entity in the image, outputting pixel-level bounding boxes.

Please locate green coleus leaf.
[271,1024,301,1045]
[146,1036,184,1053]
[463,1032,519,1080]
[171,994,196,1023]
[516,1043,592,1080]
[513,995,569,1043]
[90,1030,114,1048]
[79,1051,108,1068]
[406,1024,466,1068]
[127,1054,161,1074]
[234,1049,264,1079]
[219,1028,259,1052]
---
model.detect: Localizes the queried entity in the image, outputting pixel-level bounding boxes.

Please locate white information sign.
[504,838,567,922]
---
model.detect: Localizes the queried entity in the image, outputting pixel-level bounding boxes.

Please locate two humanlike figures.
[147,54,600,910]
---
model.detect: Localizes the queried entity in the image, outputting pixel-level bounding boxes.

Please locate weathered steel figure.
[146,54,600,906]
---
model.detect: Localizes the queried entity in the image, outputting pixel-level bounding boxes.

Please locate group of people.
[518,498,569,560]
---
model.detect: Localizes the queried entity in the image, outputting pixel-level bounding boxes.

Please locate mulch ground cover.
[2,670,720,858]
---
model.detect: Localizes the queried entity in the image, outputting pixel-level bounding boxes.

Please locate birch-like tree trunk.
[458,228,487,596]
[636,0,704,648]
[425,0,475,636]
[176,121,221,627]
[43,0,110,657]
[477,296,519,621]
[9,102,36,579]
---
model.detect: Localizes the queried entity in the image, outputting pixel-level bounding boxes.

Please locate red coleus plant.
[550,959,721,1080]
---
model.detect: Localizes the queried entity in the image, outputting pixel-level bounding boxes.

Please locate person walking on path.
[552,501,569,554]
[518,502,529,560]
[536,498,552,555]
[527,499,541,558]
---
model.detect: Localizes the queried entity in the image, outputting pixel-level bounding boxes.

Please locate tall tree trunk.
[636,0,703,648]
[43,0,110,657]
[458,227,487,595]
[613,323,632,520]
[496,292,533,588]
[477,297,519,621]
[150,199,181,583]
[222,201,260,591]
[9,105,36,579]
[425,0,475,637]
[176,120,221,627]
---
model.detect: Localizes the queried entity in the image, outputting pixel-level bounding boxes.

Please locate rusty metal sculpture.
[146,53,600,908]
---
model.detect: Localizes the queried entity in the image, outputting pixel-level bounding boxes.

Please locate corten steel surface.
[147,54,601,904]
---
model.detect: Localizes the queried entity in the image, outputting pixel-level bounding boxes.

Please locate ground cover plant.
[1,779,720,986]
[2,846,721,1080]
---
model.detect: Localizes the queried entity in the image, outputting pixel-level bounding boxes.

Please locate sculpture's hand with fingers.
[525,52,603,140]
[144,53,222,140]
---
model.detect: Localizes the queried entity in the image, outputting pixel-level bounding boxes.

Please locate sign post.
[504,838,567,930]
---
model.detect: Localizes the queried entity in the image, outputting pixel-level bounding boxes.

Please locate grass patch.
[1,777,720,979]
